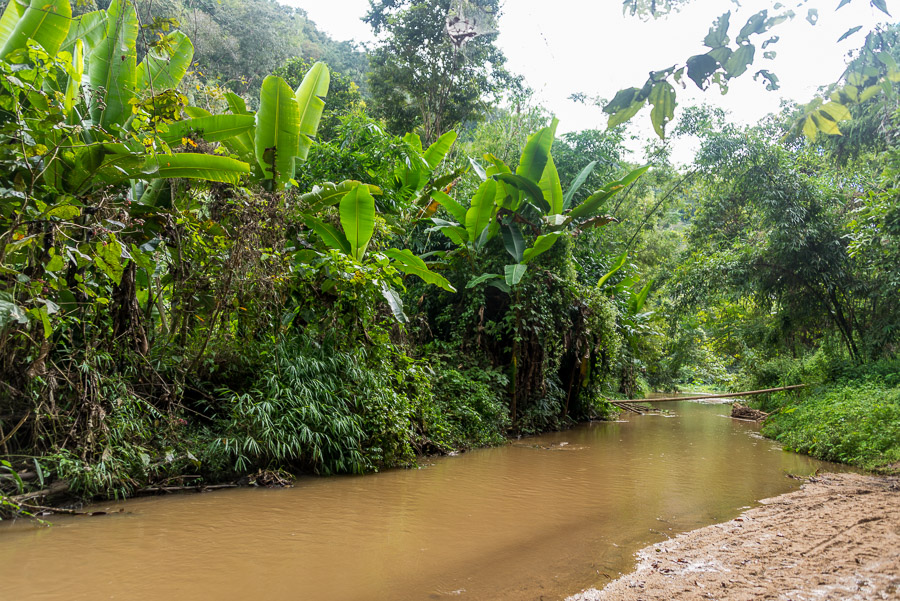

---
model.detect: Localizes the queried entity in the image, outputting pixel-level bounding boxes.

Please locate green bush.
[425,360,510,449]
[762,383,900,472]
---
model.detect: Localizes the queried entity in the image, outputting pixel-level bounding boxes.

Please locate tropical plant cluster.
[1,0,899,516]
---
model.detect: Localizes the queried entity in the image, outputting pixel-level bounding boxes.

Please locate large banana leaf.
[0,0,28,50]
[539,155,564,215]
[569,165,650,220]
[495,173,548,213]
[300,180,381,214]
[131,153,251,185]
[422,130,458,169]
[430,189,468,224]
[383,248,456,292]
[563,160,597,210]
[305,216,350,255]
[522,232,562,264]
[60,10,107,55]
[224,92,251,115]
[504,264,527,287]
[64,39,84,115]
[255,75,301,188]
[426,219,468,246]
[0,0,71,58]
[516,117,558,184]
[465,179,497,248]
[501,223,526,263]
[295,61,330,161]
[89,0,138,129]
[137,30,194,92]
[567,188,619,221]
[339,184,376,261]
[158,115,256,146]
[221,93,256,158]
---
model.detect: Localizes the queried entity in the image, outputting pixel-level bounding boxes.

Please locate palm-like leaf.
[422,130,458,169]
[539,155,564,214]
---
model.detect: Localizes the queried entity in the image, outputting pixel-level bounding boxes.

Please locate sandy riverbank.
[567,473,899,601]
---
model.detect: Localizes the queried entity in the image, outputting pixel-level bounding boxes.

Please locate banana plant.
[172,64,331,190]
[427,118,649,290]
[1,0,255,191]
[303,182,455,295]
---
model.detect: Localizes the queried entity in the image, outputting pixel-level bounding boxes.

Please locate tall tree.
[365,0,516,143]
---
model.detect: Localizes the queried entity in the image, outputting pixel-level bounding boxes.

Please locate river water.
[0,400,838,601]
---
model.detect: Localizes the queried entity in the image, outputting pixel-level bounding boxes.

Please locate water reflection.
[0,401,836,601]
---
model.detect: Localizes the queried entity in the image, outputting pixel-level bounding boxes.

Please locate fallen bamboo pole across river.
[624,384,807,403]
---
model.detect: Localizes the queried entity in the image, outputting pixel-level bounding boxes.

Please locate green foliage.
[762,383,900,472]
[273,57,366,140]
[365,0,516,142]
[213,340,369,475]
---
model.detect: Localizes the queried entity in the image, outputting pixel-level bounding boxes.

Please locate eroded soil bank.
[567,473,899,601]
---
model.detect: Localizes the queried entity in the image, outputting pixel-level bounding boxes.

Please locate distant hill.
[82,0,369,95]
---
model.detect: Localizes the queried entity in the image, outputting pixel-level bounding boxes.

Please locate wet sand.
[567,473,900,601]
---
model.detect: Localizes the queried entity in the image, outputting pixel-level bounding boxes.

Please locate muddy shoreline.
[567,473,899,601]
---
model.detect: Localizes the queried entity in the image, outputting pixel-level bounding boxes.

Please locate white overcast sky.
[281,0,890,163]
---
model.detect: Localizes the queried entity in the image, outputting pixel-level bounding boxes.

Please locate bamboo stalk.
[625,384,807,403]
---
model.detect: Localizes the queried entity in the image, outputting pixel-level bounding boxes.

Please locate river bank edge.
[566,472,900,601]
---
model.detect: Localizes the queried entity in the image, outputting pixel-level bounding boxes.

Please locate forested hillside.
[0,0,897,518]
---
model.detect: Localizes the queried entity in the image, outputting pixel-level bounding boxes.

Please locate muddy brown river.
[0,400,840,601]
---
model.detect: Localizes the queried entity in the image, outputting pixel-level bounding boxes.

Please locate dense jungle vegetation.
[1,0,898,516]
